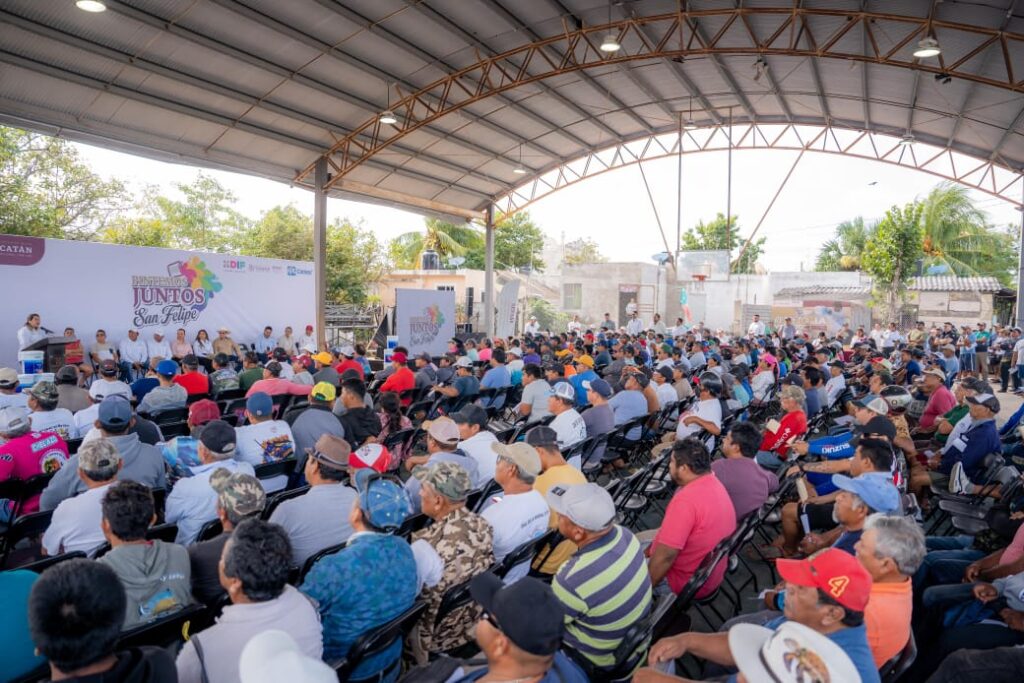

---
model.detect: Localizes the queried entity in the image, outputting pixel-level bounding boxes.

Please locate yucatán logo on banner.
[409,305,446,347]
[132,256,223,328]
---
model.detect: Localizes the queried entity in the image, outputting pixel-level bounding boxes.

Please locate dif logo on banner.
[132,256,223,328]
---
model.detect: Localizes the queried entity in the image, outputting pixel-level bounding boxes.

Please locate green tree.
[680,213,764,274]
[527,297,569,331]
[918,182,1006,276]
[389,217,483,268]
[815,217,872,271]
[151,174,249,252]
[464,211,546,271]
[563,238,608,265]
[861,203,924,320]
[235,204,313,262]
[0,126,128,238]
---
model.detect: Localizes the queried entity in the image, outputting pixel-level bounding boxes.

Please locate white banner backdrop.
[394,288,456,356]
[0,237,315,367]
[495,280,520,339]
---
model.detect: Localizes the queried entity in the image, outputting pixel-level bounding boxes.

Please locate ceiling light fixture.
[683,95,697,130]
[75,0,107,11]
[599,1,620,53]
[898,133,916,146]
[378,81,397,125]
[513,144,527,175]
[935,72,952,84]
[753,56,768,82]
[913,37,941,58]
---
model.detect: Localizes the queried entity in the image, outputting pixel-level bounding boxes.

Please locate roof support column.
[313,156,328,350]
[1017,180,1024,330]
[484,205,495,337]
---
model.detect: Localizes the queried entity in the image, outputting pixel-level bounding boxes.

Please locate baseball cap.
[210,470,266,518]
[350,443,391,473]
[582,378,613,399]
[455,356,474,368]
[546,482,615,531]
[776,547,872,612]
[156,359,179,377]
[729,621,858,683]
[423,416,461,445]
[551,382,575,401]
[853,396,889,416]
[218,326,230,333]
[507,346,522,357]
[0,367,18,387]
[312,351,333,365]
[29,381,58,402]
[543,361,564,375]
[339,345,355,357]
[198,419,237,455]
[922,366,946,381]
[97,395,132,429]
[761,353,778,366]
[188,399,221,427]
[311,382,336,402]
[353,469,411,530]
[246,392,273,417]
[831,472,901,513]
[55,365,79,383]
[412,460,474,501]
[574,354,594,368]
[152,328,165,337]
[655,366,674,381]
[451,404,488,430]
[525,425,559,449]
[626,372,650,389]
[966,392,1001,413]
[491,442,542,477]
[239,630,335,683]
[77,439,122,473]
[391,352,408,364]
[307,434,351,470]
[469,573,565,656]
[0,406,31,434]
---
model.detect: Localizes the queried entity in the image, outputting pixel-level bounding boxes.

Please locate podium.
[23,337,75,373]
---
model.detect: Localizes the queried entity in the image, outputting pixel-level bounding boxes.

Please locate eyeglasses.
[482,611,501,630]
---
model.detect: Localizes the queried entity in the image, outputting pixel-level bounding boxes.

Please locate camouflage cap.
[78,438,122,473]
[412,460,473,501]
[209,469,266,517]
[29,381,58,402]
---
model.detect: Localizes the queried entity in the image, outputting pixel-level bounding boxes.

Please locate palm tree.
[389,217,484,269]
[918,182,997,276]
[815,217,872,271]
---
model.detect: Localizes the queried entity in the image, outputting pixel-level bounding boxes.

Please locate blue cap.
[353,469,411,531]
[246,392,273,417]
[98,395,132,429]
[708,352,723,363]
[156,359,179,377]
[831,472,900,513]
[582,378,613,399]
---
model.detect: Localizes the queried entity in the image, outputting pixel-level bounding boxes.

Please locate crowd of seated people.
[2,313,1024,682]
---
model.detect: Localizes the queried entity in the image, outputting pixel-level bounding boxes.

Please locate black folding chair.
[493,529,558,579]
[299,541,347,583]
[116,603,211,650]
[396,513,432,539]
[253,457,297,482]
[262,485,311,519]
[333,601,428,682]
[1,509,54,568]
[146,522,179,543]
[17,550,86,574]
[880,632,917,682]
[195,519,223,543]
[64,437,83,454]
[468,479,503,513]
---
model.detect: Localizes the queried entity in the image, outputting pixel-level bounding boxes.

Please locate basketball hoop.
[691,273,708,292]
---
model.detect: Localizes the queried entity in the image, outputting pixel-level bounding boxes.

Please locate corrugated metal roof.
[0,0,1020,219]
[774,285,873,298]
[909,276,1004,292]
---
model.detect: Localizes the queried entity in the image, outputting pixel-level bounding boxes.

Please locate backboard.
[676,250,731,281]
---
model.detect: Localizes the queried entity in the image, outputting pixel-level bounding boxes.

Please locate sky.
[73,140,1021,273]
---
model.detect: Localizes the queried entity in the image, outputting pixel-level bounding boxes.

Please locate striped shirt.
[552,525,652,671]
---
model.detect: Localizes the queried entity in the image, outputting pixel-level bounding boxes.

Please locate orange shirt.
[865,578,913,668]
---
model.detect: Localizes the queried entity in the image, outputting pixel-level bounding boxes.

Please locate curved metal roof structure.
[1,0,1022,221]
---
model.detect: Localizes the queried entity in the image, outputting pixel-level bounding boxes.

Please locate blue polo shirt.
[0,570,45,680]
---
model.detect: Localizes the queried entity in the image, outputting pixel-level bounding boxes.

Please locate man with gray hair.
[165,420,259,544]
[41,439,121,556]
[854,513,925,668]
[484,442,550,582]
[548,482,652,677]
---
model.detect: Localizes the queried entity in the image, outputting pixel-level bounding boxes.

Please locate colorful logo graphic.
[425,305,446,326]
[409,305,447,347]
[131,257,224,328]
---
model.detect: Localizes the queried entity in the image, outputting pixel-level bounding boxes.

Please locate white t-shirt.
[147,339,172,360]
[675,398,722,450]
[481,489,550,582]
[119,338,149,365]
[234,420,295,492]
[42,483,111,555]
[18,325,47,351]
[748,321,765,336]
[74,404,99,434]
[0,392,29,411]
[297,334,317,353]
[459,430,500,483]
[825,374,847,406]
[550,409,587,448]
[751,371,775,401]
[89,379,132,401]
[30,409,78,440]
[655,382,677,409]
[520,379,553,422]
[567,320,582,334]
[411,539,444,592]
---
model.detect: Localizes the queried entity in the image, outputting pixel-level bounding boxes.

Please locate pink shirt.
[999,522,1024,567]
[653,473,737,596]
[0,431,69,514]
[245,378,313,398]
[920,386,956,429]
